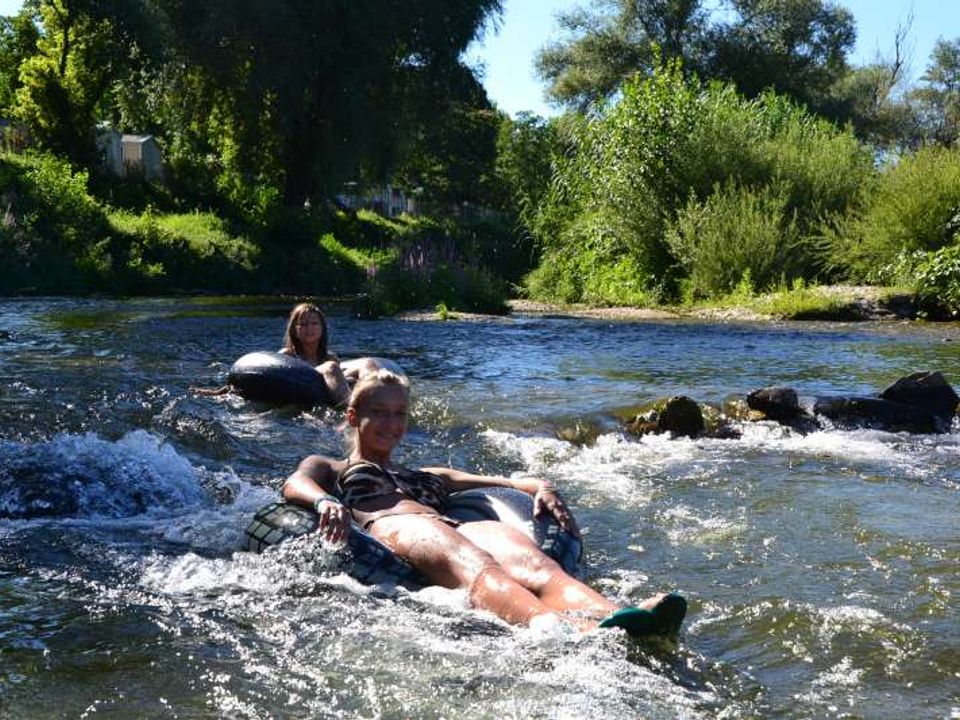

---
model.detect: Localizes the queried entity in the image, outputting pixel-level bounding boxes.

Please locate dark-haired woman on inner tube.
[278,303,350,406]
[280,302,405,407]
[282,369,687,636]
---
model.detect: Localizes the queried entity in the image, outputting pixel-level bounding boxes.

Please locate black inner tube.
[228,351,332,407]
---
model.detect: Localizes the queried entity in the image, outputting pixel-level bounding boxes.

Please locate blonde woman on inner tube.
[282,370,686,636]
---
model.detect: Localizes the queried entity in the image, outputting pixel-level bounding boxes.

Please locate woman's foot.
[597,593,687,637]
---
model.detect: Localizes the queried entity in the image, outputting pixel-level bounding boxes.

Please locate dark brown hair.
[282,303,330,360]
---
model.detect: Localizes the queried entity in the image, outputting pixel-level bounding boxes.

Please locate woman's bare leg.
[458,522,672,621]
[368,515,561,627]
[340,357,406,386]
[458,521,618,619]
[316,360,350,406]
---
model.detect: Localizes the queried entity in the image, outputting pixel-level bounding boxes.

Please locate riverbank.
[500,286,916,322]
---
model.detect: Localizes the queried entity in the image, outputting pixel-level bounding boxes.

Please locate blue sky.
[1,0,957,117]
[467,0,960,116]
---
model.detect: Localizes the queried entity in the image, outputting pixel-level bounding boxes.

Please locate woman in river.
[193,303,400,404]
[280,302,406,405]
[278,303,351,406]
[282,369,687,635]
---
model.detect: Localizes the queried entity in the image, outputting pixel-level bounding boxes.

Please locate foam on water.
[485,422,960,500]
[0,430,211,519]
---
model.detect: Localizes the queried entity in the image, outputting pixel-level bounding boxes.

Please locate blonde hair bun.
[348,370,410,410]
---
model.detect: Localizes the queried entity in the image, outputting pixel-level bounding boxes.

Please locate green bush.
[829,146,960,283]
[913,244,960,317]
[666,183,799,299]
[525,210,658,305]
[526,63,874,305]
[0,152,110,292]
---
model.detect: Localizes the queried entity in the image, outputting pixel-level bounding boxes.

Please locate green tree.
[708,0,855,119]
[526,62,873,304]
[536,0,709,110]
[0,6,40,114]
[494,111,558,233]
[13,0,154,167]
[392,66,502,212]
[909,38,960,147]
[535,0,854,117]
[154,0,503,209]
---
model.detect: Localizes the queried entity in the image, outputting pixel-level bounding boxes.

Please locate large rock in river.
[812,395,938,433]
[879,371,959,424]
[625,396,706,438]
[747,386,800,420]
[746,386,821,433]
[814,370,958,433]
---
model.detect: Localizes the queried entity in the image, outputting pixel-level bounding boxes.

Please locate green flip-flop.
[598,592,687,637]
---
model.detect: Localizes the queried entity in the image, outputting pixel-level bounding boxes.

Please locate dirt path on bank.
[509,286,914,322]
[396,286,916,323]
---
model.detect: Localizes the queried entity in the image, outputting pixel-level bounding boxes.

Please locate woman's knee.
[316,360,339,376]
[467,561,519,607]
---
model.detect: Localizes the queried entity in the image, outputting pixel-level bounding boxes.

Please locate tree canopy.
[536,0,855,119]
[910,38,960,147]
[5,0,504,210]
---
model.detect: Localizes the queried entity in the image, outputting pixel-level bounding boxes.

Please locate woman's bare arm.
[282,455,350,543]
[422,467,580,537]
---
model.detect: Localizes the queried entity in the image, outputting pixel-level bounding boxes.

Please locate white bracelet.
[313,495,340,513]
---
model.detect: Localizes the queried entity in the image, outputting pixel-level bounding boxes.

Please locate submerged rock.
[747,386,821,433]
[625,396,706,438]
[555,420,604,446]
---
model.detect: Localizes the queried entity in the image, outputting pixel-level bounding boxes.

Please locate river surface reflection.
[0,297,957,718]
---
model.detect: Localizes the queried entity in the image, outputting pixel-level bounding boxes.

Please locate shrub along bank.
[0,152,514,313]
[522,63,960,318]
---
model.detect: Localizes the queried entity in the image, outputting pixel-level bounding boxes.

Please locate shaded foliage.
[150,0,504,209]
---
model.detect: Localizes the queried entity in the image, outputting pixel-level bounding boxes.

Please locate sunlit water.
[0,297,958,719]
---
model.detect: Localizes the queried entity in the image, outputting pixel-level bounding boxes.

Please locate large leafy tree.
[536,0,709,110]
[535,0,855,117]
[13,0,162,166]
[154,0,503,208]
[8,0,502,210]
[909,38,960,147]
[708,0,855,119]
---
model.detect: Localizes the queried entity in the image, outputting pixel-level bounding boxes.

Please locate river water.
[0,297,957,719]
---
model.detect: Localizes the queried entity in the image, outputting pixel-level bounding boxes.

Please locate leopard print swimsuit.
[335,461,458,529]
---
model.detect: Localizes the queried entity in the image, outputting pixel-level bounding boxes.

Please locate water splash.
[0,430,211,520]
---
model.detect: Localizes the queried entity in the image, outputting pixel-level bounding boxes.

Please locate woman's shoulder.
[297,454,346,480]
